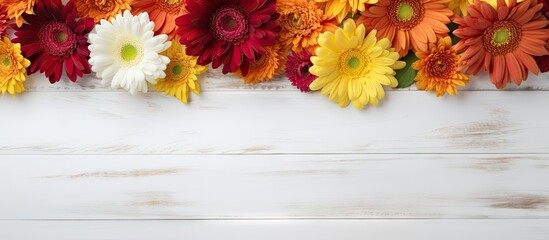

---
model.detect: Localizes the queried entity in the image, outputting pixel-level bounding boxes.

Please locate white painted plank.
[1,91,548,154]
[1,220,548,240]
[21,69,549,92]
[1,154,548,219]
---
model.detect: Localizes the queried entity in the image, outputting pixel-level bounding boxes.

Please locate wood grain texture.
[1,220,548,240]
[22,70,549,92]
[1,91,548,154]
[1,154,548,219]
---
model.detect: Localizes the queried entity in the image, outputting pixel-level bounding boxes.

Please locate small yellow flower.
[413,36,470,96]
[449,0,473,15]
[309,19,405,109]
[0,37,30,96]
[316,0,378,23]
[153,41,207,104]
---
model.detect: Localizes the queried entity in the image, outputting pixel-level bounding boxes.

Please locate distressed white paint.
[1,72,549,237]
[1,91,549,154]
[21,69,549,92]
[0,154,548,219]
[1,220,548,240]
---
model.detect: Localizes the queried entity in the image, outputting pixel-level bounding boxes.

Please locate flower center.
[388,0,424,30]
[397,3,414,21]
[166,59,191,81]
[348,57,361,69]
[425,52,457,79]
[483,20,521,55]
[157,0,184,14]
[39,22,77,57]
[121,44,138,61]
[299,64,310,77]
[114,37,144,67]
[94,0,115,11]
[492,29,510,46]
[2,57,10,66]
[210,5,249,43]
[119,44,138,62]
[339,50,368,76]
[281,9,317,34]
[172,64,183,75]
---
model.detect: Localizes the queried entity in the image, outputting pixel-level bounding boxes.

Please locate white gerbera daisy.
[88,10,171,94]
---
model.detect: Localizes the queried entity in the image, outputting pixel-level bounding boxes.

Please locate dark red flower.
[286,50,316,92]
[12,0,95,83]
[176,0,281,76]
[537,0,549,72]
[0,6,8,37]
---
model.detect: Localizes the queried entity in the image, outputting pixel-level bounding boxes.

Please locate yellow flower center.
[397,3,414,21]
[492,28,511,46]
[339,50,368,76]
[164,0,181,4]
[121,44,138,61]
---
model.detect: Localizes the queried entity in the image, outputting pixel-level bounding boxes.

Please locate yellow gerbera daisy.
[449,0,473,15]
[316,0,379,23]
[153,41,207,104]
[309,19,405,109]
[0,37,30,95]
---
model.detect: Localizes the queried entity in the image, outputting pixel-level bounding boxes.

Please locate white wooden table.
[1,70,548,239]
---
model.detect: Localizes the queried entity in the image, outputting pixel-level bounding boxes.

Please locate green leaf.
[447,22,461,45]
[395,51,419,88]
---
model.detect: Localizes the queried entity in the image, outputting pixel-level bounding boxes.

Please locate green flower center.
[492,28,511,46]
[483,20,521,55]
[397,3,414,21]
[121,44,138,62]
[339,50,369,77]
[2,57,10,66]
[172,64,183,75]
[223,16,238,30]
[348,57,361,69]
[55,31,68,43]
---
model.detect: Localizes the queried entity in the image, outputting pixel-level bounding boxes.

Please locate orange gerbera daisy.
[277,0,338,52]
[453,0,549,89]
[357,0,454,56]
[71,0,132,23]
[413,36,470,96]
[132,0,187,40]
[0,0,35,27]
[235,44,287,84]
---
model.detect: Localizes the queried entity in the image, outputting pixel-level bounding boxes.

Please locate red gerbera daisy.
[536,0,549,72]
[454,0,549,89]
[175,0,281,76]
[0,6,8,37]
[12,0,95,83]
[286,50,316,92]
